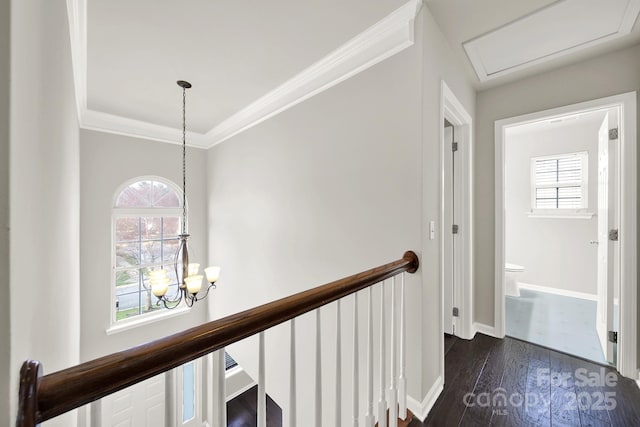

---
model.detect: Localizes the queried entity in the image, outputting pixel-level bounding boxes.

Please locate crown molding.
[66,0,87,119]
[65,0,423,149]
[82,109,210,148]
[205,0,423,147]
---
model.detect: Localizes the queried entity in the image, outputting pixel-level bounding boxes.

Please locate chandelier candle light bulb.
[184,275,204,295]
[205,266,221,284]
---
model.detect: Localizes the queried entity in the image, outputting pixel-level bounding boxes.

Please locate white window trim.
[106,305,191,335]
[529,151,591,218]
[110,176,190,330]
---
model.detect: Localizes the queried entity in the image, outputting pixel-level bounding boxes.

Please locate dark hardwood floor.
[226,334,640,426]
[227,385,282,427]
[413,334,640,427]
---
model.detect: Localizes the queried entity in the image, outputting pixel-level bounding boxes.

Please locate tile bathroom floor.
[506,289,617,366]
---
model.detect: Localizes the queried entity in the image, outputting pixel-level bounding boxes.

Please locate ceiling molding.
[66,0,87,119]
[82,109,209,147]
[464,0,640,82]
[65,0,422,149]
[206,0,423,147]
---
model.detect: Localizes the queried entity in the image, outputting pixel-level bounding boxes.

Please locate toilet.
[505,263,524,297]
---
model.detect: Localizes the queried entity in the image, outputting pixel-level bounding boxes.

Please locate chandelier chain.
[182,85,187,235]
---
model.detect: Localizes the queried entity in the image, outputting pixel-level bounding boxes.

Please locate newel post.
[16,360,42,427]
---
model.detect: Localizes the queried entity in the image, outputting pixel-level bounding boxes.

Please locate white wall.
[206,7,474,424]
[505,118,602,295]
[420,9,475,394]
[79,130,209,361]
[9,0,80,425]
[474,43,640,353]
[0,0,10,423]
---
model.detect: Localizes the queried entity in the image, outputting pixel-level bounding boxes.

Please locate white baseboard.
[472,322,499,338]
[407,375,443,422]
[517,282,598,301]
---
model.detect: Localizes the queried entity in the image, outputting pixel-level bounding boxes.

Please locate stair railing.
[16,251,419,427]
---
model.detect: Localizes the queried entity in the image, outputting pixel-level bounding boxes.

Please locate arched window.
[112,177,183,323]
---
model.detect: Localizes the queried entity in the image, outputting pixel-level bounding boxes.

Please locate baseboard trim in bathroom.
[517,282,598,302]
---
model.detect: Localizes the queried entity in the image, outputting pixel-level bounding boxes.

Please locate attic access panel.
[463,0,640,81]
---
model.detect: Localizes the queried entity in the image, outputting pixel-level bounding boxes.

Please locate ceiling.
[87,0,405,134]
[505,108,611,137]
[82,0,640,145]
[427,0,640,89]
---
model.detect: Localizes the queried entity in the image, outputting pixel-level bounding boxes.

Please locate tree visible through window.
[113,179,183,322]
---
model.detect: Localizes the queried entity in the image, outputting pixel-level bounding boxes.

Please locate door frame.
[494,92,637,379]
[439,80,474,347]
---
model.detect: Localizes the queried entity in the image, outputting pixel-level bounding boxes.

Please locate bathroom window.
[531,152,588,210]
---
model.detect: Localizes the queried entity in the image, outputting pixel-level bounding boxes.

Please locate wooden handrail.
[16,251,419,426]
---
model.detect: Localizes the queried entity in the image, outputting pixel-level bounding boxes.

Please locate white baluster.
[353,293,359,427]
[90,400,101,427]
[290,319,297,427]
[258,333,266,427]
[205,354,213,427]
[316,309,322,427]
[336,300,342,427]
[208,351,226,427]
[389,277,398,427]
[165,368,176,427]
[218,350,227,427]
[378,281,387,427]
[365,287,375,427]
[398,273,407,420]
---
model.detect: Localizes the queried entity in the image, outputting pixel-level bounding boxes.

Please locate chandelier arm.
[157,294,184,310]
[192,282,216,302]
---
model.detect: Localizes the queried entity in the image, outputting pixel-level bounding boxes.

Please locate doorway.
[440,81,473,342]
[494,92,637,378]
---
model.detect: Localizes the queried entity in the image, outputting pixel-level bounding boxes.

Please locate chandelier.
[149,80,220,308]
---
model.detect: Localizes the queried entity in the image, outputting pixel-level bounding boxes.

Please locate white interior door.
[596,113,615,363]
[101,375,165,427]
[443,123,454,335]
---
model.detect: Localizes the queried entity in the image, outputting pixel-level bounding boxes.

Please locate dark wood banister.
[16,251,419,427]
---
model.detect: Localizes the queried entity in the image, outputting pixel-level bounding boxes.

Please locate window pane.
[153,181,180,208]
[163,217,181,238]
[116,269,139,288]
[182,362,195,422]
[115,181,153,208]
[116,242,140,267]
[115,180,181,208]
[534,159,558,185]
[115,217,139,242]
[140,241,162,265]
[533,153,586,210]
[557,169,581,183]
[536,198,558,209]
[163,239,179,264]
[116,270,140,320]
[558,186,581,199]
[535,172,558,185]
[141,217,162,241]
[536,187,557,199]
